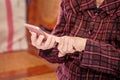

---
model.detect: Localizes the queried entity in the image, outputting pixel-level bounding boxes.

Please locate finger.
[57,37,64,53]
[30,32,37,46]
[60,37,66,53]
[67,38,76,53]
[62,37,68,53]
[55,36,60,43]
[35,35,45,46]
[43,35,52,49]
[48,36,56,48]
[58,52,66,57]
[30,32,37,41]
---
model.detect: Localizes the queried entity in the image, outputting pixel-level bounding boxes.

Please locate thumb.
[58,52,65,57]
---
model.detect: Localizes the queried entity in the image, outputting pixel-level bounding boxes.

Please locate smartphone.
[25,23,47,40]
[25,23,60,47]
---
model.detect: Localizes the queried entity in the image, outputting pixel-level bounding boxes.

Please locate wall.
[27,0,60,55]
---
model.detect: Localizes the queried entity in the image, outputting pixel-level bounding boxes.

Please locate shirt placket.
[89,8,99,35]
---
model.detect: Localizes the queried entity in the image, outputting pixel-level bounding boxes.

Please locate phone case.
[25,23,47,40]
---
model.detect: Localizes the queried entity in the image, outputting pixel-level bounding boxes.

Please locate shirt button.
[89,29,93,35]
[95,12,98,15]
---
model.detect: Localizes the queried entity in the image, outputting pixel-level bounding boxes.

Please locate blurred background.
[0,0,60,80]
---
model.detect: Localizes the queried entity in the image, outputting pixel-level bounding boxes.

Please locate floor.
[0,51,58,80]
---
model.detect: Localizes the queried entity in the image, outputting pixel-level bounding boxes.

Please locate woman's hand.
[30,32,57,50]
[30,31,87,57]
[57,36,87,57]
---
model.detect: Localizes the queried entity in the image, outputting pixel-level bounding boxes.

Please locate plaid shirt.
[39,0,120,80]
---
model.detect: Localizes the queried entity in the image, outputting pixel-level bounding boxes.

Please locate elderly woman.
[30,0,120,80]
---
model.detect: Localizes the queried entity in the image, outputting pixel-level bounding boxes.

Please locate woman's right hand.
[30,32,57,50]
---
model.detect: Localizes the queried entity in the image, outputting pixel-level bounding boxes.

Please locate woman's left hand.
[57,36,87,57]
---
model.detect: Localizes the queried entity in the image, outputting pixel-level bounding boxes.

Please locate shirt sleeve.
[80,23,120,77]
[39,0,67,63]
[63,5,120,77]
[81,39,120,76]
